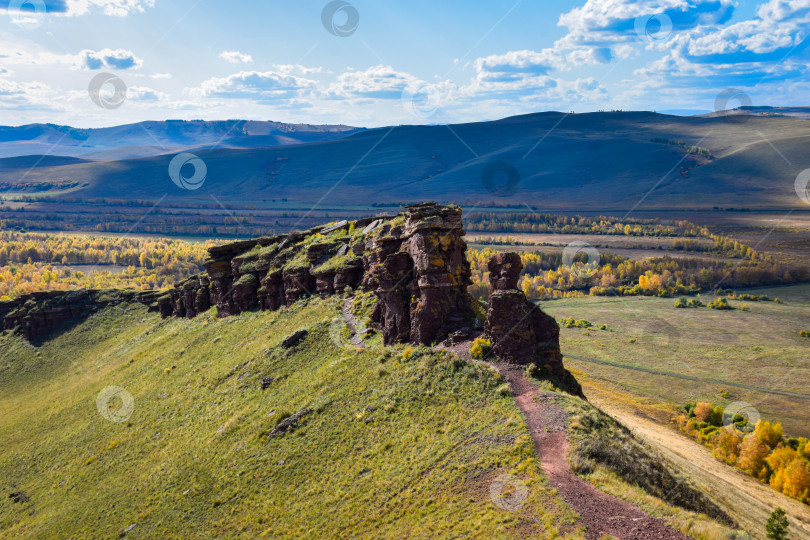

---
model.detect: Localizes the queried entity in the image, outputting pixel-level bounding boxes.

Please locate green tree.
[766,508,789,540]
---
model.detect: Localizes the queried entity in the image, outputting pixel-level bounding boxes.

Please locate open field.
[468,234,739,262]
[541,284,810,437]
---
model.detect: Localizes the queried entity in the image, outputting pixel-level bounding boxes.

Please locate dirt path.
[586,392,810,540]
[341,299,365,348]
[496,364,690,540]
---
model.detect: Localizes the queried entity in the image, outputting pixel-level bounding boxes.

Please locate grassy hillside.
[0,297,585,538]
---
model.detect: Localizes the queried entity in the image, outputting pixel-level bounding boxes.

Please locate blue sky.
[1,0,809,127]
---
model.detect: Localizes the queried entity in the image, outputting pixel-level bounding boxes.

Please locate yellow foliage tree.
[783,458,810,499]
[737,434,770,478]
[693,402,713,423]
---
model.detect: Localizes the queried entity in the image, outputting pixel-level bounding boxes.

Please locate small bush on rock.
[470,338,491,359]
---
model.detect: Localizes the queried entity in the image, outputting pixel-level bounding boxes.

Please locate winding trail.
[495,364,690,540]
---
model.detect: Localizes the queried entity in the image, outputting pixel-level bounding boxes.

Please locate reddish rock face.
[153,204,475,346]
[488,252,523,291]
[484,252,583,397]
[367,203,475,346]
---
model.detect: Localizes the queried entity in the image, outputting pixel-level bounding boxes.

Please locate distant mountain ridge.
[2,109,810,210]
[0,120,363,159]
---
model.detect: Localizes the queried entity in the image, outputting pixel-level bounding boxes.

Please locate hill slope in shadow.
[2,111,809,210]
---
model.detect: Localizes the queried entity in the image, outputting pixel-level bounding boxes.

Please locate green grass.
[0,297,582,539]
[541,284,810,437]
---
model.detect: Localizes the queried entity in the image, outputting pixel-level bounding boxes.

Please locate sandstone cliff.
[157,203,476,346]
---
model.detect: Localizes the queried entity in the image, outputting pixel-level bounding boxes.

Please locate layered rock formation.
[484,252,584,397]
[158,203,476,346]
[0,289,160,342]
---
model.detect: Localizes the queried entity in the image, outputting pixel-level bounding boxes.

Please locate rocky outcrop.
[0,289,160,342]
[484,252,583,397]
[157,203,475,346]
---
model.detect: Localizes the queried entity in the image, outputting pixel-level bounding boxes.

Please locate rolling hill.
[1,110,809,211]
[0,120,363,160]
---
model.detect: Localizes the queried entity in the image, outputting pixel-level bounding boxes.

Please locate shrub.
[495,383,511,396]
[688,299,705,307]
[800,330,809,338]
[470,338,491,359]
[709,297,734,310]
[709,406,725,427]
[560,317,595,329]
[675,297,688,308]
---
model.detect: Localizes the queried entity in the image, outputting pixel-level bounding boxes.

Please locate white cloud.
[633,0,810,87]
[557,0,734,44]
[219,51,253,64]
[0,78,62,111]
[63,0,155,17]
[80,48,142,70]
[189,70,316,102]
[1,0,155,17]
[474,49,563,81]
[128,85,167,102]
[326,64,419,98]
[274,64,323,75]
[0,43,142,71]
